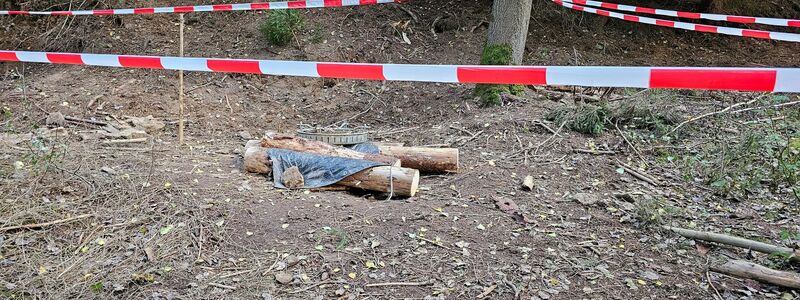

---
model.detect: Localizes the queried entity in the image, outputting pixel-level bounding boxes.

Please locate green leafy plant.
[25,138,67,176]
[259,10,304,46]
[320,227,350,250]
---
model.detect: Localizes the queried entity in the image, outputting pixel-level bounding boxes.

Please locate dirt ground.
[1,0,800,299]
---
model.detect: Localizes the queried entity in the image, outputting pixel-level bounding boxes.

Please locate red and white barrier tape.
[1,50,798,92]
[563,0,800,28]
[0,0,395,16]
[552,0,800,43]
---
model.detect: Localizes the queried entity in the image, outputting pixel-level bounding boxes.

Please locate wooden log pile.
[243,133,459,197]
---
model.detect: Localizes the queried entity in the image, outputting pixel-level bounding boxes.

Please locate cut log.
[711,260,800,289]
[663,226,800,263]
[243,147,419,197]
[377,145,459,173]
[244,147,272,174]
[261,134,401,167]
[338,166,420,197]
[245,139,261,150]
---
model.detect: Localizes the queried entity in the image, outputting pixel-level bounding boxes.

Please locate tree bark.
[663,226,800,263]
[711,260,800,289]
[377,145,459,173]
[243,146,420,197]
[260,134,401,167]
[485,0,534,65]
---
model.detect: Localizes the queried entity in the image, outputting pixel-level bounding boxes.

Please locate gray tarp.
[268,148,385,189]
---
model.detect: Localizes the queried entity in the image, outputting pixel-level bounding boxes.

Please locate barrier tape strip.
[552,0,800,43]
[0,0,395,16]
[563,0,800,28]
[1,50,798,92]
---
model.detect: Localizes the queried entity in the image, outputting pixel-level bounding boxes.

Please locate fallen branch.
[65,115,108,126]
[617,161,660,186]
[573,148,616,155]
[664,226,800,263]
[102,137,148,145]
[668,96,764,135]
[365,281,433,288]
[710,260,800,289]
[0,214,93,232]
[207,282,236,290]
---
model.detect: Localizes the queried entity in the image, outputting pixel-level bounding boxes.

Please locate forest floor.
[1,0,800,299]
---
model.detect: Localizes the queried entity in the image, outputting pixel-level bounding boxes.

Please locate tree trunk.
[486,0,534,65]
[476,0,533,105]
[243,147,419,197]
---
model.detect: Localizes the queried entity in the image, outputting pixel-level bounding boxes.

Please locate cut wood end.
[409,168,420,197]
[245,139,260,150]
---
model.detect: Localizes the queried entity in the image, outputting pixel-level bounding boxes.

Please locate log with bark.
[376,145,458,173]
[711,260,800,289]
[243,146,420,197]
[260,134,401,167]
[663,226,800,263]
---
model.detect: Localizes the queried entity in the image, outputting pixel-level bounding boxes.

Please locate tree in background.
[476,0,533,106]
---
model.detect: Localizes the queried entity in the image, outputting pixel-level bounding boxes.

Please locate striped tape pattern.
[563,0,800,28]
[1,51,798,92]
[0,0,396,16]
[552,0,800,43]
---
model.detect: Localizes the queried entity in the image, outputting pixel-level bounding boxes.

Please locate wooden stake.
[178,13,186,145]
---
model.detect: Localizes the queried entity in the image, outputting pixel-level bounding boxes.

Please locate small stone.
[238,131,253,140]
[274,272,293,285]
[127,116,165,133]
[46,112,65,127]
[522,175,535,191]
[285,255,301,267]
[573,193,599,206]
[100,166,117,175]
[282,166,304,189]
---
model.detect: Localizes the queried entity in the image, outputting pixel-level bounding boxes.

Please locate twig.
[394,4,418,21]
[208,283,236,290]
[573,148,616,155]
[178,13,186,145]
[64,116,107,126]
[614,120,646,165]
[219,269,254,279]
[365,281,433,288]
[102,138,148,145]
[449,125,476,137]
[617,161,659,186]
[475,284,497,298]
[286,281,344,294]
[732,100,800,114]
[0,214,92,231]
[371,127,419,137]
[669,96,764,135]
[706,256,723,300]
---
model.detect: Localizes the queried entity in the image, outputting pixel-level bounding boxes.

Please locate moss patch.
[475,44,524,106]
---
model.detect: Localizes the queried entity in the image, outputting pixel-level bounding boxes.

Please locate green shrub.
[259,10,304,46]
[546,104,610,136]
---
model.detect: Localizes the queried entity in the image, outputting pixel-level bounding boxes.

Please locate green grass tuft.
[259,10,304,47]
